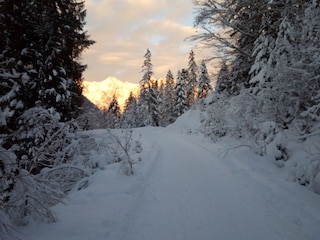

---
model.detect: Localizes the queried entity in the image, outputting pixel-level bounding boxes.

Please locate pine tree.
[299,0,320,122]
[162,70,176,125]
[149,79,160,126]
[107,95,121,128]
[271,16,300,127]
[140,48,153,94]
[0,0,94,154]
[0,1,35,132]
[215,61,231,94]
[0,1,94,129]
[136,91,148,127]
[174,70,188,117]
[186,50,198,107]
[138,48,155,126]
[248,32,275,93]
[122,91,139,128]
[157,80,165,126]
[198,61,212,99]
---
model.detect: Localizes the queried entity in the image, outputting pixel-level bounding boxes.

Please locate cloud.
[82,0,206,83]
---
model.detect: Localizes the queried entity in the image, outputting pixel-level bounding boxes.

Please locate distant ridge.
[82,77,139,110]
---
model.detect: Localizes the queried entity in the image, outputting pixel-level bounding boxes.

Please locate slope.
[19,126,320,239]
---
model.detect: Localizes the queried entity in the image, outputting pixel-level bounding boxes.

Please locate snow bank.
[167,108,204,134]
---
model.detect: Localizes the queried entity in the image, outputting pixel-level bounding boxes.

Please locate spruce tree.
[149,79,160,126]
[0,1,35,132]
[248,32,275,93]
[215,61,231,94]
[197,61,212,99]
[157,80,165,126]
[270,16,299,127]
[0,0,94,133]
[107,95,121,128]
[162,70,176,125]
[174,70,188,117]
[122,91,139,128]
[299,0,320,122]
[186,50,198,107]
[138,48,154,126]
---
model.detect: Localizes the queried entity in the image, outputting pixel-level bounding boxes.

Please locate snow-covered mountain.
[82,77,139,110]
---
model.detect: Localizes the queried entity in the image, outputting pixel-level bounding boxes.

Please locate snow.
[18,111,320,240]
[56,94,61,103]
[82,77,139,110]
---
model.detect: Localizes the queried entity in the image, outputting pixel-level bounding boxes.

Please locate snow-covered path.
[20,127,320,240]
[119,129,320,240]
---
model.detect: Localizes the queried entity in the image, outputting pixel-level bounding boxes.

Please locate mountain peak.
[82,77,139,110]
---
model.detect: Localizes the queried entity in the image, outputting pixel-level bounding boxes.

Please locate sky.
[82,0,210,83]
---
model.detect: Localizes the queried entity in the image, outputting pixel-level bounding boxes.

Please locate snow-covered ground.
[19,111,320,240]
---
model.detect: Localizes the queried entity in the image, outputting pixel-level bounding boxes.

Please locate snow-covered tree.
[174,70,188,117]
[192,0,284,94]
[149,79,160,126]
[139,48,153,100]
[161,70,176,126]
[136,93,148,127]
[248,32,275,94]
[138,49,159,126]
[0,1,94,128]
[10,107,77,174]
[186,50,198,107]
[122,91,139,128]
[138,49,153,125]
[157,80,165,125]
[299,0,320,122]
[106,95,121,129]
[197,61,212,100]
[0,107,76,228]
[0,145,18,233]
[215,61,231,94]
[269,16,300,128]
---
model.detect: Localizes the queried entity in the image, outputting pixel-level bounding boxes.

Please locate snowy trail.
[118,129,320,240]
[19,127,320,240]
